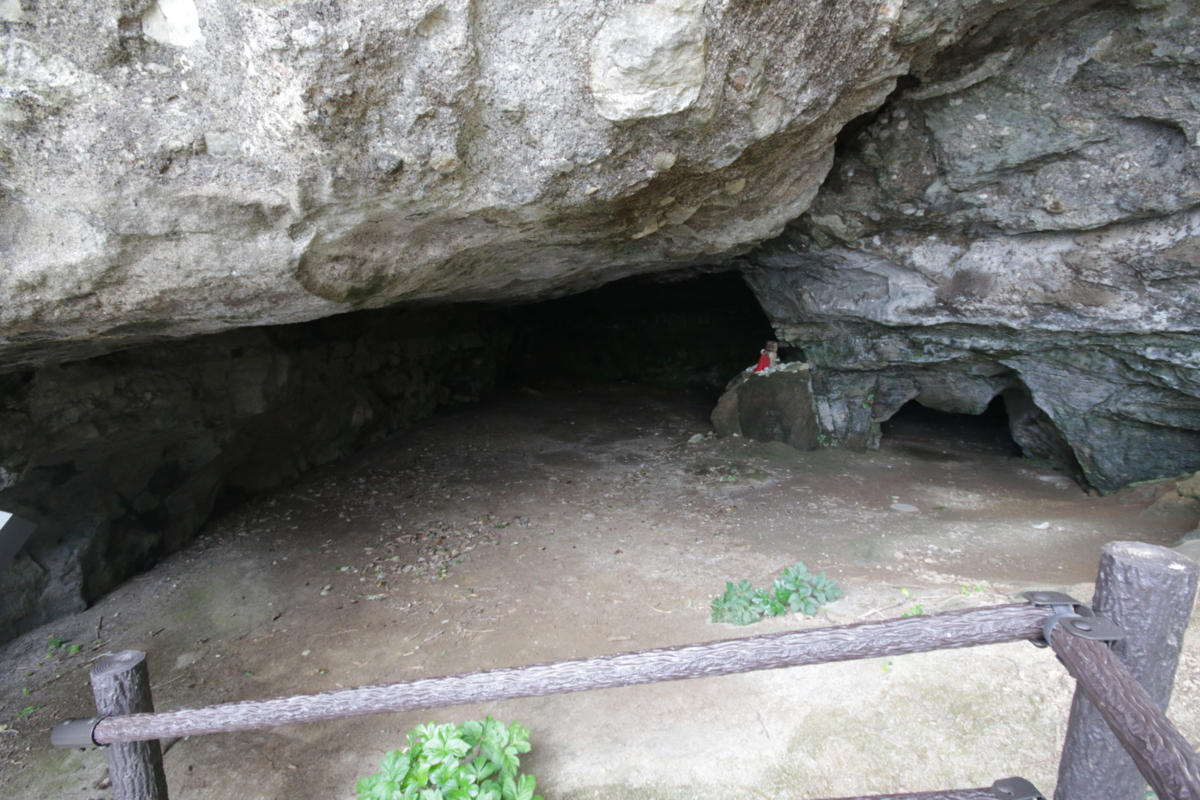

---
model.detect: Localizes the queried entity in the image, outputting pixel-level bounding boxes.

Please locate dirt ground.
[3,382,1199,800]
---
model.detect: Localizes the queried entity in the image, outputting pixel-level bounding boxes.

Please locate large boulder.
[0,0,923,370]
[711,363,819,449]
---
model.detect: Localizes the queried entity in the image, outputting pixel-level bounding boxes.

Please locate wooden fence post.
[1050,623,1200,799]
[90,650,169,800]
[1054,542,1199,800]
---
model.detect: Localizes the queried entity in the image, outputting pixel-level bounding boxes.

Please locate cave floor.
[3,382,1199,800]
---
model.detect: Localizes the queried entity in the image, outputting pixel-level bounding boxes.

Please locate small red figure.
[755,340,779,372]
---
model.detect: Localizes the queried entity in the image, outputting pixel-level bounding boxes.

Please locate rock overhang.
[0,0,918,372]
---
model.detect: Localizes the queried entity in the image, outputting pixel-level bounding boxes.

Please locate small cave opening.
[880,396,1024,459]
[499,270,775,400]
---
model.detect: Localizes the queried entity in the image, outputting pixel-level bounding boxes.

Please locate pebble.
[1032,521,1050,529]
[890,503,919,513]
[582,512,595,521]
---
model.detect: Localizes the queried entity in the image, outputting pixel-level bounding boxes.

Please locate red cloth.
[755,351,772,372]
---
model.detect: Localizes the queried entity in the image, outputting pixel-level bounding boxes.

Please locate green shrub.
[711,563,841,625]
[356,718,543,800]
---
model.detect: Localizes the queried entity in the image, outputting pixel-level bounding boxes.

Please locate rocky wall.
[737,0,1200,493]
[0,307,511,642]
[0,0,916,371]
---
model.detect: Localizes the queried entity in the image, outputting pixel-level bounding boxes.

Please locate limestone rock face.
[739,0,1200,493]
[0,0,911,370]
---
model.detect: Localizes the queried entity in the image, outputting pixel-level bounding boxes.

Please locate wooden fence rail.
[50,542,1199,800]
[76,603,1052,745]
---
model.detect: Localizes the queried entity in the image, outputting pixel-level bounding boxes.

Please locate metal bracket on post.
[1022,591,1124,648]
[991,776,1045,799]
[50,717,103,749]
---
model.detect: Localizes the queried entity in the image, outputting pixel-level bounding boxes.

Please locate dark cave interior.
[500,270,774,398]
[1,269,1075,642]
[880,397,1024,458]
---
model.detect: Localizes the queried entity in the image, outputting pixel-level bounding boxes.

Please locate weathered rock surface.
[739,0,1200,493]
[0,0,915,370]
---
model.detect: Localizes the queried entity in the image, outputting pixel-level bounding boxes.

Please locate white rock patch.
[589,0,707,121]
[0,0,25,23]
[141,0,206,49]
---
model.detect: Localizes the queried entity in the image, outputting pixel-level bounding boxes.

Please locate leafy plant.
[356,717,543,800]
[711,563,842,625]
[897,587,923,617]
[774,563,842,616]
[710,579,771,625]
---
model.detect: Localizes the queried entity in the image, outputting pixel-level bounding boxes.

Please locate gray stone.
[1176,539,1200,563]
[711,364,818,450]
[0,510,35,572]
[202,131,241,157]
[0,0,25,23]
[710,370,751,438]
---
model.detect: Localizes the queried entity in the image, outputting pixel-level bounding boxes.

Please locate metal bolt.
[1072,619,1094,632]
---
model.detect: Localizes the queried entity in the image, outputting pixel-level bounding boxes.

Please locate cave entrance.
[880,396,1024,459]
[501,271,774,399]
